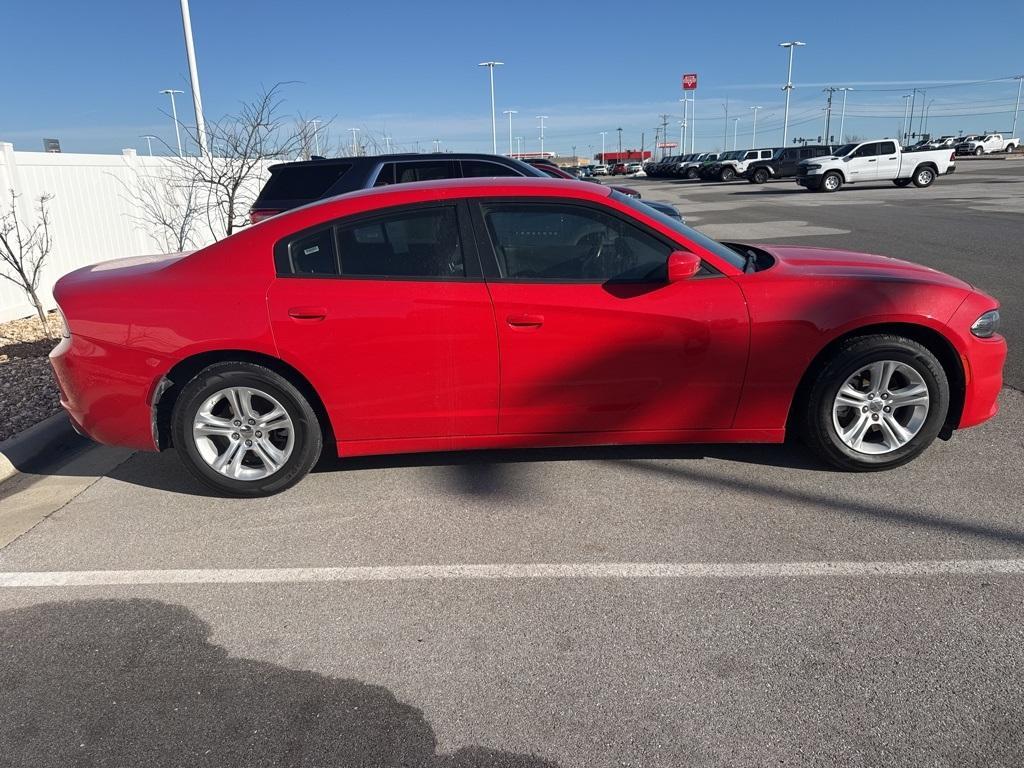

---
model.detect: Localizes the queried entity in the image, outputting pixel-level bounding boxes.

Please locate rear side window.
[878,141,897,155]
[260,164,350,201]
[337,207,464,278]
[288,229,338,276]
[462,160,523,178]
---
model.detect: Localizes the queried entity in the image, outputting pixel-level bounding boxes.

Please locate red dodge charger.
[50,178,1005,496]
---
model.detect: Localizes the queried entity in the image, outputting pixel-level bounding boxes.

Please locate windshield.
[611,191,745,271]
[832,143,858,157]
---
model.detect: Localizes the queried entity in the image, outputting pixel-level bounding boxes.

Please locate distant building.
[594,150,651,163]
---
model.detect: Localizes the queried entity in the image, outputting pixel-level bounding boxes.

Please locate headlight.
[970,309,1000,338]
[55,307,71,338]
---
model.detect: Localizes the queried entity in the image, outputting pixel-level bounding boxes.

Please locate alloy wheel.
[192,386,295,480]
[831,360,930,454]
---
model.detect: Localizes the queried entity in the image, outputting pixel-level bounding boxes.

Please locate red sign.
[658,142,678,148]
[682,73,698,91]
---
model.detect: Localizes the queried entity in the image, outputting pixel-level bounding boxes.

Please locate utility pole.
[503,110,517,156]
[478,61,504,154]
[680,97,689,154]
[1012,75,1024,139]
[732,118,740,150]
[600,131,607,164]
[308,119,322,156]
[433,138,441,152]
[536,115,549,156]
[902,94,912,145]
[923,99,935,138]
[779,41,806,147]
[659,113,670,159]
[822,87,837,147]
[837,88,853,144]
[384,134,392,153]
[159,89,185,157]
[348,127,360,156]
[516,136,522,157]
[749,105,763,149]
[917,89,928,138]
[617,126,623,161]
[722,98,729,151]
[178,0,208,157]
[908,88,918,141]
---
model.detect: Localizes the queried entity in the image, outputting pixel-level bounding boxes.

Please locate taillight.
[950,151,956,161]
[249,209,281,224]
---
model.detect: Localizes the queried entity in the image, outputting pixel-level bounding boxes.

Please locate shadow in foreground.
[0,598,557,768]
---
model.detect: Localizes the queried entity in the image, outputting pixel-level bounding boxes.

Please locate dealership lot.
[2,159,1023,767]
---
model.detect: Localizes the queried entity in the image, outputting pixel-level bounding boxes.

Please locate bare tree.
[120,166,202,253]
[174,84,312,240]
[0,191,56,337]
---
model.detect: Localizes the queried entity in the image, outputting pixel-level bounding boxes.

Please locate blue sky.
[3,0,1024,157]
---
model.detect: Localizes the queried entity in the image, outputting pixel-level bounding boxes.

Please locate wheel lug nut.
[881,393,889,399]
[867,393,875,400]
[233,420,241,426]
[884,406,891,413]
[862,406,868,413]
[248,418,255,425]
[232,432,239,439]
[245,439,252,446]
[255,431,262,438]
[871,414,879,421]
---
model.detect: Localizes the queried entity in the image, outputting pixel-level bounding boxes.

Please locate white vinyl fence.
[0,143,266,322]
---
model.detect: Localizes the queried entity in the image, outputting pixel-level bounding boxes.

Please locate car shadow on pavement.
[0,598,558,768]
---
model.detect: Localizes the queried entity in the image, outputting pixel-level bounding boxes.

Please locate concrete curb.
[0,412,82,486]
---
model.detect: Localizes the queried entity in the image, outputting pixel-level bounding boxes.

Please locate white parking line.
[2,559,1024,587]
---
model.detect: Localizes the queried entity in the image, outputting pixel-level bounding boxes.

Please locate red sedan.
[50,178,1005,496]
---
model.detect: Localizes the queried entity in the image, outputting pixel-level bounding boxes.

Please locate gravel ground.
[0,312,61,443]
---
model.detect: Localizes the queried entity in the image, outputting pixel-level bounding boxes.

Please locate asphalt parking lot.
[2,159,1023,767]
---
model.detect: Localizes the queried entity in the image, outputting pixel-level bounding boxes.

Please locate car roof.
[316,176,613,207]
[268,152,526,172]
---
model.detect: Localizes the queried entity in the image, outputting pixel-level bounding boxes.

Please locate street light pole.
[616,127,623,163]
[749,105,762,149]
[139,135,157,156]
[732,118,740,150]
[178,0,208,157]
[822,87,837,146]
[1012,75,1024,139]
[837,88,853,144]
[503,110,517,156]
[902,94,912,145]
[348,127,360,156]
[680,98,688,154]
[159,89,185,157]
[478,61,504,154]
[779,41,806,147]
[308,120,322,156]
[536,115,549,156]
[600,131,607,165]
[516,136,522,157]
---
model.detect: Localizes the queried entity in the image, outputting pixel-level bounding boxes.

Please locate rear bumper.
[49,334,164,451]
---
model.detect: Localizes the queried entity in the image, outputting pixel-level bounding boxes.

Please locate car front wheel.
[172,361,323,496]
[820,172,843,192]
[799,335,949,471]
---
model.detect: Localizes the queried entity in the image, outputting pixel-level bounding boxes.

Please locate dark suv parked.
[250,153,546,223]
[743,145,834,184]
[251,152,683,223]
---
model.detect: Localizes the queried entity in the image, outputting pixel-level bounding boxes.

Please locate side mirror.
[667,250,702,282]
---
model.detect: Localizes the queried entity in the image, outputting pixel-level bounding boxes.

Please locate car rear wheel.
[799,335,949,471]
[820,172,843,192]
[912,166,936,187]
[893,179,912,187]
[751,168,770,184]
[172,362,323,497]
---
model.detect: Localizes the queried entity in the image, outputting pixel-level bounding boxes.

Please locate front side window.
[853,143,880,158]
[337,207,464,278]
[481,202,672,282]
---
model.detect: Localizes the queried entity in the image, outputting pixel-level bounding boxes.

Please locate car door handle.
[506,313,544,328]
[288,306,328,321]
[868,159,876,162]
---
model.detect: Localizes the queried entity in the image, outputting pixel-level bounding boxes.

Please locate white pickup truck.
[795,139,956,192]
[959,133,1019,155]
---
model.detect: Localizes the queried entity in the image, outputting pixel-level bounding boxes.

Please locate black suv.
[743,145,834,184]
[250,153,546,223]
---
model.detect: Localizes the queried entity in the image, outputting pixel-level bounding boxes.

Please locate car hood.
[751,244,972,290]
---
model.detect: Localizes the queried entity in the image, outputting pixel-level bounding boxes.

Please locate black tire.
[720,167,736,182]
[820,171,843,192]
[893,179,912,187]
[798,334,949,471]
[912,165,936,188]
[172,361,323,497]
[685,167,698,179]
[752,168,770,184]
